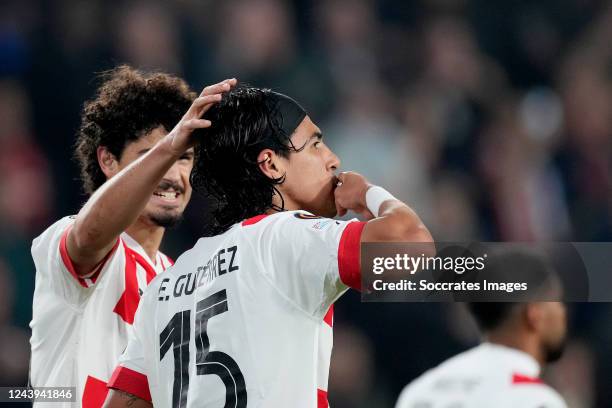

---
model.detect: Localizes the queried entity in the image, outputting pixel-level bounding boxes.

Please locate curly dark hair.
[74,65,195,195]
[191,86,306,234]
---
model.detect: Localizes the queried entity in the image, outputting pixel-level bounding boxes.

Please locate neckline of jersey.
[480,342,541,377]
[121,232,160,267]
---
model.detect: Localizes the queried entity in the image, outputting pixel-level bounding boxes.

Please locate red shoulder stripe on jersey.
[113,243,140,324]
[129,248,157,284]
[82,375,109,408]
[242,214,269,226]
[108,366,152,402]
[317,389,329,408]
[512,373,544,385]
[59,225,120,288]
[338,221,366,291]
[114,244,160,324]
[323,304,334,327]
[59,225,87,287]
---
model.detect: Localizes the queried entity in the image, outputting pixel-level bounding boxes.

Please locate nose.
[163,161,183,185]
[326,147,341,172]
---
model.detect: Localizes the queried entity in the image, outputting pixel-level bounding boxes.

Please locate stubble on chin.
[145,208,184,229]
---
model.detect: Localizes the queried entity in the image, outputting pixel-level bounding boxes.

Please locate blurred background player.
[104,86,432,407]
[29,66,236,407]
[395,250,568,408]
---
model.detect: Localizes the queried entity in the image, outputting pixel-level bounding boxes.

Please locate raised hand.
[334,171,375,219]
[167,78,238,156]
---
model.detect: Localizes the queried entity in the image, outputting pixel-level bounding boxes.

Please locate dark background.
[1,0,611,406]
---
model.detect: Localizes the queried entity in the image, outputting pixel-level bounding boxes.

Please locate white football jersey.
[30,216,172,407]
[108,211,365,408]
[395,343,567,408]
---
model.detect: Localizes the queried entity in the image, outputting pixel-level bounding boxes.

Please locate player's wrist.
[158,134,187,160]
[365,186,397,217]
[358,182,373,208]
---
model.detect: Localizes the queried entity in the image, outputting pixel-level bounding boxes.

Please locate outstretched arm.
[67,79,237,275]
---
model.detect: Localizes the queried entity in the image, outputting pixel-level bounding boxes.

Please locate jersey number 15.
[159,289,247,408]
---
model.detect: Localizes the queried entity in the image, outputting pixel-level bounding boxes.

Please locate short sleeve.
[108,303,152,402]
[31,216,120,306]
[249,211,366,319]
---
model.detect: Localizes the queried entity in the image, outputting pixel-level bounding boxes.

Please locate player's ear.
[524,303,544,333]
[257,149,284,180]
[97,146,120,178]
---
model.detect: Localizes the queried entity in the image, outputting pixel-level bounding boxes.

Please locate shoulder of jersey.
[240,210,319,228]
[425,345,483,377]
[32,215,76,244]
[398,347,488,396]
[398,350,470,395]
[395,367,444,408]
[508,379,567,407]
[51,215,77,230]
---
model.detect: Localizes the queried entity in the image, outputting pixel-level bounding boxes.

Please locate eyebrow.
[310,131,323,142]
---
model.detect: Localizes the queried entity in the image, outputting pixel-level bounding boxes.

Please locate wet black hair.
[191,86,308,234]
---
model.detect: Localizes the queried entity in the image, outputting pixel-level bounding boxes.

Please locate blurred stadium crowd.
[1,0,612,406]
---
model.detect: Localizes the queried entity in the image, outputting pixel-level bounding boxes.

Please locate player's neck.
[487,330,545,368]
[268,193,299,213]
[125,221,165,262]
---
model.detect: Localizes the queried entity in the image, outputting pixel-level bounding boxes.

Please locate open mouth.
[153,190,180,202]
